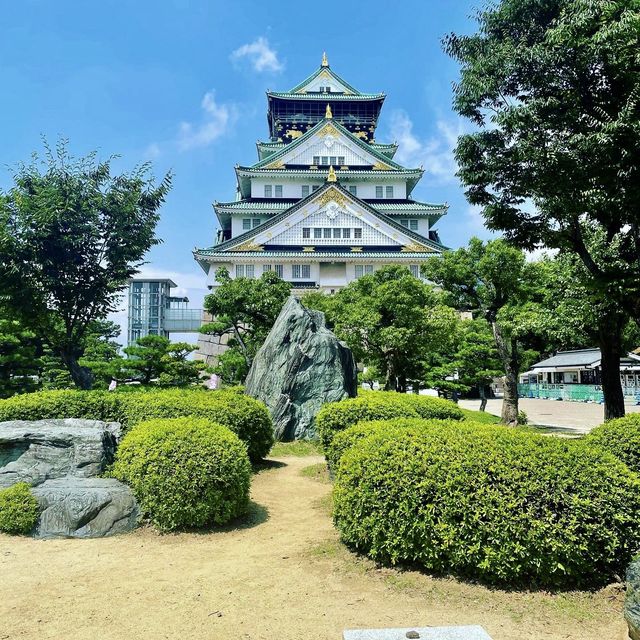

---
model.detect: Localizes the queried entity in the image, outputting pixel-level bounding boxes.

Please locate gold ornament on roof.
[314,187,349,208]
[319,123,337,137]
[234,241,264,252]
[265,159,285,169]
[373,161,392,170]
[325,104,333,119]
[327,165,337,182]
[401,243,431,253]
[321,52,329,67]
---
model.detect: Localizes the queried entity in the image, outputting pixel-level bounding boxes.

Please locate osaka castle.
[193,54,448,293]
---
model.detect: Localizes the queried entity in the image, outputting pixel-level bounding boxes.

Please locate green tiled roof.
[256,139,398,161]
[195,250,441,259]
[286,64,366,95]
[250,118,408,171]
[214,199,447,213]
[267,91,385,101]
[201,181,445,255]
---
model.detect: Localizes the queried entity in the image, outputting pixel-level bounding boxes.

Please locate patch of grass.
[270,440,322,457]
[460,408,501,423]
[300,462,332,484]
[311,493,333,516]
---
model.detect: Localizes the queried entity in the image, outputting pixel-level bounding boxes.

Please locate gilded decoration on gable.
[318,123,337,137]
[266,160,285,169]
[233,242,264,252]
[303,246,315,252]
[313,187,349,208]
[321,52,329,67]
[355,131,368,140]
[401,243,431,253]
[373,161,392,170]
[351,247,363,252]
[286,130,303,139]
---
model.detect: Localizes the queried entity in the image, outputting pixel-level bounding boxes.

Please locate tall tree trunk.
[479,384,487,412]
[491,322,519,425]
[597,312,625,420]
[384,359,398,391]
[60,350,93,390]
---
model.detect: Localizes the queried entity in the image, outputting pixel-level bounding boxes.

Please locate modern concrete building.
[193,53,449,294]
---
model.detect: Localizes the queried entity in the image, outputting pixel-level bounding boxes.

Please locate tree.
[538,251,633,418]
[200,268,292,374]
[0,314,40,398]
[78,320,125,388]
[304,265,459,393]
[455,319,504,411]
[423,238,542,424]
[444,0,640,413]
[0,141,171,389]
[123,335,205,386]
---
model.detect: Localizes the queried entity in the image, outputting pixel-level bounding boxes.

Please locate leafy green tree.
[78,320,125,388]
[444,0,640,414]
[123,335,171,384]
[0,141,171,389]
[158,342,206,387]
[305,266,458,393]
[0,315,40,398]
[423,238,543,424]
[213,347,249,386]
[200,267,292,373]
[455,319,504,411]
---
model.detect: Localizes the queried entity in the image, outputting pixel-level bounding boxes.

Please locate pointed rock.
[245,297,357,441]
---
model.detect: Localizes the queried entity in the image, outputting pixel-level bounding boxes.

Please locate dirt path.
[0,456,626,640]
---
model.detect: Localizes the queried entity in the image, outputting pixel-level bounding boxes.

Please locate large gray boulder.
[626,558,640,640]
[245,296,357,440]
[32,478,138,539]
[0,419,120,489]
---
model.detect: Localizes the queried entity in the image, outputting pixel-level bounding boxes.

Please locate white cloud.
[389,110,468,184]
[143,143,161,160]
[178,90,237,151]
[230,37,283,73]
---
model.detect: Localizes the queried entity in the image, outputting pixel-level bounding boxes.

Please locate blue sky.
[0,0,492,336]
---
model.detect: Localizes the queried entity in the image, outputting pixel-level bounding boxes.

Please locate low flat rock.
[343,627,493,640]
[246,297,357,441]
[32,478,139,539]
[0,419,120,489]
[626,559,640,640]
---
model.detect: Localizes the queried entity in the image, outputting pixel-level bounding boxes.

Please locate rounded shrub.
[0,482,40,535]
[586,414,640,474]
[0,388,274,462]
[333,422,640,588]
[316,391,463,451]
[111,417,251,532]
[117,389,273,461]
[0,390,124,424]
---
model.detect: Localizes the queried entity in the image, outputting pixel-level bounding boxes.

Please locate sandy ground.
[0,455,627,640]
[459,397,640,433]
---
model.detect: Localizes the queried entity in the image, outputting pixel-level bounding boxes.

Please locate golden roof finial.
[325,103,333,119]
[321,51,329,67]
[327,165,337,182]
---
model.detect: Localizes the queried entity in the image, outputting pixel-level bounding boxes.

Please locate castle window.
[338,156,345,165]
[302,185,310,197]
[252,218,261,229]
[292,264,301,279]
[354,228,363,239]
[292,264,310,279]
[355,264,374,278]
[302,227,311,239]
[410,265,420,278]
[242,218,252,230]
[274,265,284,278]
[274,185,283,198]
[409,219,418,231]
[235,265,245,278]
[333,228,341,239]
[348,185,357,195]
[245,265,255,278]
[386,186,394,199]
[329,156,337,165]
[263,265,272,273]
[323,228,332,238]
[313,156,320,165]
[321,156,329,165]
[313,228,322,239]
[264,185,272,198]
[375,186,383,198]
[343,228,351,239]
[302,264,311,278]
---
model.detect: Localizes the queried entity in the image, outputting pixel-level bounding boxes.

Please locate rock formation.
[0,419,138,538]
[626,559,640,640]
[245,296,357,440]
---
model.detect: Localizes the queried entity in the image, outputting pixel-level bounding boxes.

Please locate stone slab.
[32,477,139,539]
[0,419,121,488]
[343,627,493,640]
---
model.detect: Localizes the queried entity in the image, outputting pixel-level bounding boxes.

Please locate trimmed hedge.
[586,415,640,475]
[0,388,274,461]
[316,391,463,451]
[0,482,40,535]
[333,421,640,588]
[111,417,251,532]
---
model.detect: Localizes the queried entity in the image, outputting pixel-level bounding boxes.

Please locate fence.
[518,382,640,403]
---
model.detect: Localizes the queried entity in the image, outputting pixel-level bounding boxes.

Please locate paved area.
[459,398,640,433]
